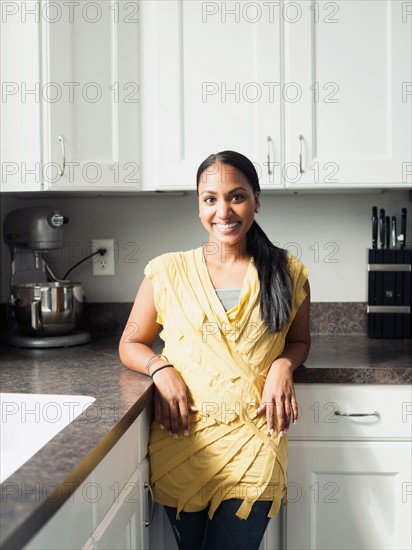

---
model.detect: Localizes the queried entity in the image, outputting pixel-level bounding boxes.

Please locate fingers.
[154,389,163,428]
[155,395,196,437]
[276,400,287,437]
[257,395,299,437]
[265,402,275,435]
[168,399,180,438]
[179,400,190,437]
[291,398,298,424]
[152,369,196,437]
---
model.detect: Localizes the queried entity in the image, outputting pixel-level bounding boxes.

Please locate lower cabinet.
[24,407,152,550]
[286,384,412,550]
[92,458,151,550]
[23,385,411,550]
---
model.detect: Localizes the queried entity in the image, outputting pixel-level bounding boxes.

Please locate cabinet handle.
[58,135,66,176]
[266,136,273,175]
[144,482,155,527]
[334,411,380,418]
[298,134,304,174]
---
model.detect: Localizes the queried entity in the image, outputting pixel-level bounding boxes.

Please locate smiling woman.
[119,150,311,550]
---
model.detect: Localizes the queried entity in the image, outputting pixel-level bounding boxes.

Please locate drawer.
[288,384,412,440]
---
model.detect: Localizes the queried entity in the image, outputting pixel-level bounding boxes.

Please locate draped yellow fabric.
[144,246,308,520]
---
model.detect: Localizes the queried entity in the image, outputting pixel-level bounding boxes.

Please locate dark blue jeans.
[164,499,272,550]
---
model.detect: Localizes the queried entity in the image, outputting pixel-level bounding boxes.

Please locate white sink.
[0,393,95,483]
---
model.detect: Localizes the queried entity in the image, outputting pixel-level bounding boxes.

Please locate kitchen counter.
[0,336,152,549]
[0,334,411,548]
[295,334,412,383]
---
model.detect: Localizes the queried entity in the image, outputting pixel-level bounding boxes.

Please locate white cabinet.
[140,0,411,191]
[24,407,153,550]
[3,1,410,193]
[1,0,42,192]
[286,384,412,550]
[93,458,151,550]
[23,472,95,550]
[140,0,283,190]
[1,0,140,192]
[41,0,140,191]
[284,0,412,189]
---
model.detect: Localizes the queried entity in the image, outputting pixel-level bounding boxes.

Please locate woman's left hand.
[256,360,298,437]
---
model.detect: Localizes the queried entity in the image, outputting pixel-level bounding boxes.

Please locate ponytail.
[246,221,292,332]
[196,150,293,333]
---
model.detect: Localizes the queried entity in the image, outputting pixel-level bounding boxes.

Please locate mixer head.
[3,206,69,252]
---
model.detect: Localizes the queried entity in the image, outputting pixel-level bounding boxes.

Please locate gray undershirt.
[215,288,241,311]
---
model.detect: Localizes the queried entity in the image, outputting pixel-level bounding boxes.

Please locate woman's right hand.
[152,367,197,437]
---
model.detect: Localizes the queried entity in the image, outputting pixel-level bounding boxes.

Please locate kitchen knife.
[391,216,397,248]
[379,209,385,248]
[385,216,390,248]
[398,207,407,249]
[371,206,378,249]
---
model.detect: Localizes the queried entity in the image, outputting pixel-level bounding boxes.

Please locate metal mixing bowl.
[11,282,84,336]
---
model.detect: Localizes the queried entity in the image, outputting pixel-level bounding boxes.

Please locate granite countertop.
[294,334,412,383]
[0,333,411,548]
[0,336,153,550]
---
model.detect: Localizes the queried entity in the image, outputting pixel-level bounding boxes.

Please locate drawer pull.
[334,411,380,418]
[58,135,66,176]
[144,482,155,527]
[298,134,305,174]
[266,136,273,175]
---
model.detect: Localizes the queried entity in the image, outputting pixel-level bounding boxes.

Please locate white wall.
[1,190,411,303]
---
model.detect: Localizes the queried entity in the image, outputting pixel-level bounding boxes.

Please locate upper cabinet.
[140,0,411,190]
[139,0,283,190]
[1,1,411,193]
[284,0,412,189]
[1,0,140,192]
[42,0,140,191]
[1,0,42,192]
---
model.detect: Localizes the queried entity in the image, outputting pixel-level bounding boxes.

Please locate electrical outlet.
[92,239,115,276]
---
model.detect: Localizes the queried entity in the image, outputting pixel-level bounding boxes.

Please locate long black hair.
[196,150,292,333]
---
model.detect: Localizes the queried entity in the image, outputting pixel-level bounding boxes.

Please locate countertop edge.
[293,366,412,384]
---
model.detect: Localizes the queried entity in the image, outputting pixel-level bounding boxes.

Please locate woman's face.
[197,162,260,251]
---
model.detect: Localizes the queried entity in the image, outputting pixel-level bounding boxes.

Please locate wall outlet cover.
[91,239,115,276]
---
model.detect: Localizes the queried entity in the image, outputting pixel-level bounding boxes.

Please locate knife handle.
[385,216,390,249]
[372,206,378,249]
[391,216,397,249]
[400,208,407,250]
[379,209,385,248]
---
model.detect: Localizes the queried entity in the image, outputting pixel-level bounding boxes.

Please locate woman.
[119,150,310,550]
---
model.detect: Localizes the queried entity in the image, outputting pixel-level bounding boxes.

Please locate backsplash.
[86,302,367,337]
[0,301,366,339]
[1,191,411,304]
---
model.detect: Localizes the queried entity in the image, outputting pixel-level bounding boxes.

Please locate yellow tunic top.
[144,246,309,521]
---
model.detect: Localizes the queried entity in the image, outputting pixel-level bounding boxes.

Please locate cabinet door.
[24,473,95,550]
[284,0,412,188]
[137,457,153,550]
[41,0,139,190]
[286,441,412,550]
[259,511,284,550]
[93,458,151,550]
[140,0,282,190]
[93,472,140,550]
[0,0,42,192]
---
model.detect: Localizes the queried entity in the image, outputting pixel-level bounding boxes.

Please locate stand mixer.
[3,206,91,348]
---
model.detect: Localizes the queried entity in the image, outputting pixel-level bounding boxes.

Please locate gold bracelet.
[145,354,169,374]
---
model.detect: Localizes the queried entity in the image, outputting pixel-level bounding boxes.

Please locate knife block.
[367,249,411,338]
